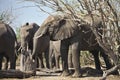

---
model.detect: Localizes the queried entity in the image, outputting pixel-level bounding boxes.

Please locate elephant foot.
[61,70,70,76]
[53,67,60,70]
[72,71,82,78]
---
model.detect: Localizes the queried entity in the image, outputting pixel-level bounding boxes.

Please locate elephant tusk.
[18,46,22,52]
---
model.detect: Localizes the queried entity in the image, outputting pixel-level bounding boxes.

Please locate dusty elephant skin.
[31,13,112,77]
[0,21,17,70]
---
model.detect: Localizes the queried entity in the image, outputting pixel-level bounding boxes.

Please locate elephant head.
[20,22,39,53]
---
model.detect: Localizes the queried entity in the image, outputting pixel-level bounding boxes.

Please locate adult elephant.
[0,21,17,70]
[32,13,112,77]
[20,22,45,71]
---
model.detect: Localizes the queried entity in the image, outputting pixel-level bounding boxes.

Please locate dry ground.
[1,74,120,80]
[1,65,120,80]
[1,55,120,80]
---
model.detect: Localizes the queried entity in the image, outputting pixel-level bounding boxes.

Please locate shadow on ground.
[35,67,103,77]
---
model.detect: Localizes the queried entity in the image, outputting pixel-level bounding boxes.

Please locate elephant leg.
[52,55,56,68]
[55,52,60,69]
[9,51,16,69]
[49,49,54,69]
[0,55,3,70]
[44,49,50,69]
[90,50,101,70]
[61,40,69,76]
[3,56,9,70]
[50,53,56,69]
[72,43,81,77]
[20,54,25,71]
[36,57,39,68]
[100,50,113,69]
[38,54,45,68]
[68,49,73,68]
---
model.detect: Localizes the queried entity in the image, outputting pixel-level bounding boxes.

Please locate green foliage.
[80,51,94,66]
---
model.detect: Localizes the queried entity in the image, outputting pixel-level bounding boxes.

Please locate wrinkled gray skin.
[0,22,17,70]
[20,22,41,71]
[32,13,112,77]
[49,41,61,69]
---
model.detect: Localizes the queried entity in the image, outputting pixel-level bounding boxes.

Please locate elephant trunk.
[21,39,28,55]
[32,35,50,60]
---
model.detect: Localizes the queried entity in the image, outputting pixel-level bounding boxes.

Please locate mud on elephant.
[0,21,17,70]
[30,12,113,77]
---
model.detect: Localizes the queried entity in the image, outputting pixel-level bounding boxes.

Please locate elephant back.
[0,22,17,40]
[83,14,102,25]
[6,24,17,41]
[0,22,8,37]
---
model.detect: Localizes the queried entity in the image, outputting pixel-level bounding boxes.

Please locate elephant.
[20,22,41,71]
[31,13,112,77]
[0,21,17,70]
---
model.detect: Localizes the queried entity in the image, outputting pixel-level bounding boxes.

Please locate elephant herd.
[0,12,119,77]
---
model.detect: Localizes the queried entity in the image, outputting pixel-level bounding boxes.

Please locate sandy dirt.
[1,65,120,80]
[1,74,120,80]
[1,59,120,80]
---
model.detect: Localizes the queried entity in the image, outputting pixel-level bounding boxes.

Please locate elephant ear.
[34,15,81,40]
[29,23,40,34]
[34,15,55,38]
[51,18,81,40]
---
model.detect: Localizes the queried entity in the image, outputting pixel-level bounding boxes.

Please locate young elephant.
[0,21,17,70]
